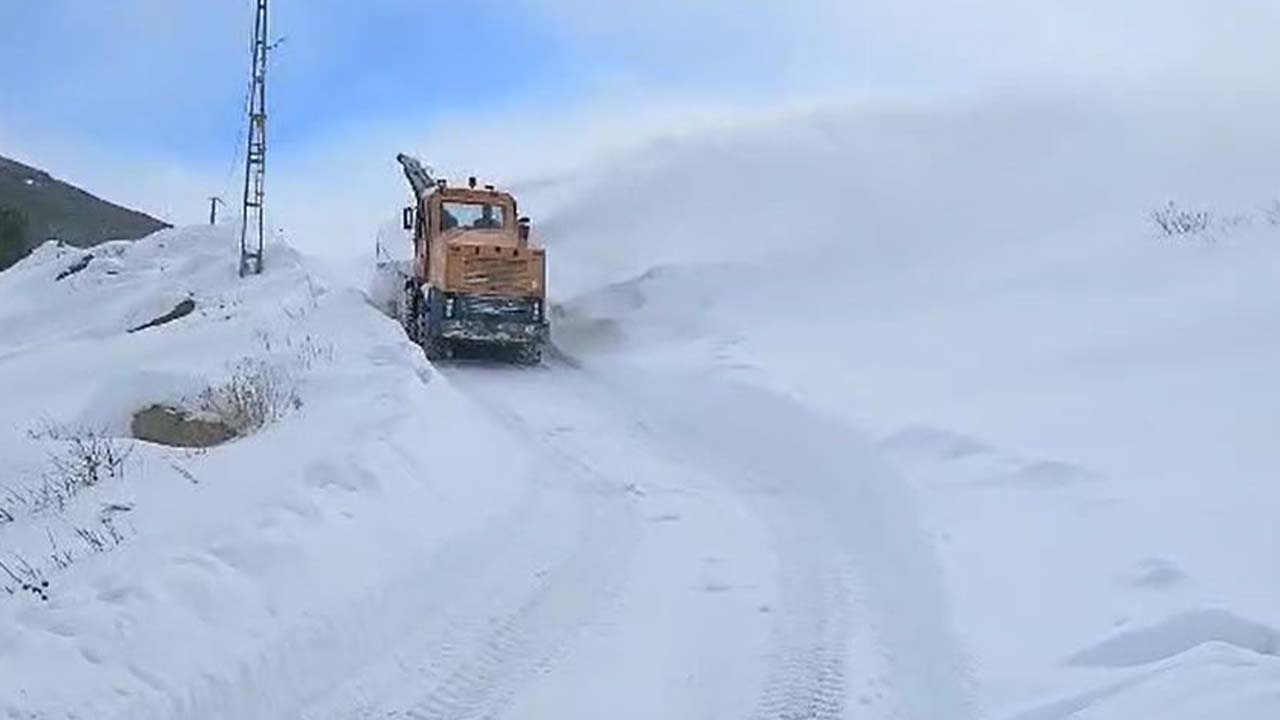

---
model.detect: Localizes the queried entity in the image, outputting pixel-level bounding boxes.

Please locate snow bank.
[0,227,529,718]
[541,88,1280,718]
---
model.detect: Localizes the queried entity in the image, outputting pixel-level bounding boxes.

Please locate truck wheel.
[514,343,543,366]
[423,335,452,362]
[402,282,421,344]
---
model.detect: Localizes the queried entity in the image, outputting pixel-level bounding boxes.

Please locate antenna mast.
[239,0,269,277]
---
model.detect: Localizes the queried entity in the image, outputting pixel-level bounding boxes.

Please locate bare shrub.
[74,513,126,554]
[253,330,336,370]
[196,358,301,436]
[1,511,129,602]
[186,333,328,438]
[48,528,73,570]
[167,454,202,484]
[0,555,50,601]
[288,334,335,371]
[0,485,20,525]
[1,431,142,603]
[25,422,133,513]
[1151,201,1212,239]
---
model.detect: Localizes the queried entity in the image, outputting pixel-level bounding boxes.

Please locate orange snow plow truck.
[394,154,548,364]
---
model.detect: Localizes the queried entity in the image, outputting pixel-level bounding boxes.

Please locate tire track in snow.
[460,359,861,719]
[299,455,637,720]
[569,363,975,720]
[530,360,861,720]
[750,523,852,720]
[403,492,635,719]
[330,367,643,720]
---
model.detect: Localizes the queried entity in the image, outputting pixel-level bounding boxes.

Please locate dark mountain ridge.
[0,155,169,270]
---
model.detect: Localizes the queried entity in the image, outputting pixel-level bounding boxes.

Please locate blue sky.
[0,0,890,170]
[1,1,590,165]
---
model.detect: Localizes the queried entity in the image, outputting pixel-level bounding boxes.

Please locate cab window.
[440,202,507,230]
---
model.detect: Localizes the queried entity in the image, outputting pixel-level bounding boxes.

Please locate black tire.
[402,281,422,344]
[406,284,452,362]
[422,334,452,361]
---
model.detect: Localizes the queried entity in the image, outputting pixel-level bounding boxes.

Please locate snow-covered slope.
[0,228,533,718]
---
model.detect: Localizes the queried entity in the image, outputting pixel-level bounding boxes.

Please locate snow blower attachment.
[394,153,548,364]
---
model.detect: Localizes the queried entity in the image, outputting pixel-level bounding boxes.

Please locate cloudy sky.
[2,1,1277,250]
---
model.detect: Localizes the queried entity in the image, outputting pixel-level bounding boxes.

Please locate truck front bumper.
[438,318,548,345]
[425,291,548,346]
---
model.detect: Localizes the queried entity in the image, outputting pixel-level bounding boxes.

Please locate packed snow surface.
[3,90,1280,719]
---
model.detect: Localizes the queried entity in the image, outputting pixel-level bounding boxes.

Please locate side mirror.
[402,206,415,231]
[518,217,531,241]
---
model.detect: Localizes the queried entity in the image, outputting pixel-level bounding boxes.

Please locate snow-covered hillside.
[0,228,534,718]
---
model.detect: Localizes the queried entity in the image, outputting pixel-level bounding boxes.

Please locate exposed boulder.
[131,405,237,448]
[128,299,196,334]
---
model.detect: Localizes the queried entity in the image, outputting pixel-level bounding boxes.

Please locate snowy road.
[307,353,972,719]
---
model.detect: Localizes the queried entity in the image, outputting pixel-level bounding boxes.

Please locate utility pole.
[208,196,224,225]
[239,0,269,277]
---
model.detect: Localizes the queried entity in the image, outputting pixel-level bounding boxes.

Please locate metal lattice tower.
[239,0,269,277]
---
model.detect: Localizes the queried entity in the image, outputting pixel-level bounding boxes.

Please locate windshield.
[440,202,507,231]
